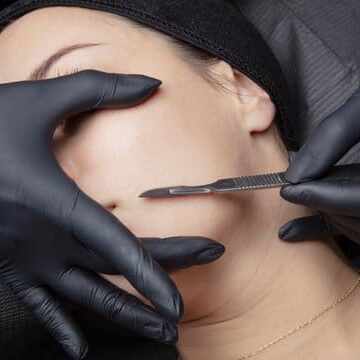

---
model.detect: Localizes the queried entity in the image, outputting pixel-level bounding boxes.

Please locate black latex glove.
[0,199,224,360]
[27,306,181,360]
[279,88,360,243]
[0,70,225,359]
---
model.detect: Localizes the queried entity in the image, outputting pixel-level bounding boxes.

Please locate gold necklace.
[238,273,360,360]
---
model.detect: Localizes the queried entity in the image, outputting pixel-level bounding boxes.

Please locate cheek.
[89,90,252,236]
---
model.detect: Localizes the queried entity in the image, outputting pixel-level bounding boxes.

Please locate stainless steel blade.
[138,171,291,198]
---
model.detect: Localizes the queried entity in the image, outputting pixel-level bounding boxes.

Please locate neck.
[177,189,360,360]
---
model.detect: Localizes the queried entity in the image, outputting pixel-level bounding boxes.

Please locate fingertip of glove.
[280,185,297,200]
[123,74,162,90]
[278,221,307,242]
[146,77,162,89]
[114,74,162,106]
[196,244,226,263]
[278,224,290,241]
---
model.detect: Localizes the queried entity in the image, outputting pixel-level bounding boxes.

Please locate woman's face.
[0,6,288,321]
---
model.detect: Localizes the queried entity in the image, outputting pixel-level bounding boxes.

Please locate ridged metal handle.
[212,171,290,192]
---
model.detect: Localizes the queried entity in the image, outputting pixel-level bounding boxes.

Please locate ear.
[209,60,276,135]
[233,68,276,135]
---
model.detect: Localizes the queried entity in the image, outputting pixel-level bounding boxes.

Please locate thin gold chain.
[238,274,360,360]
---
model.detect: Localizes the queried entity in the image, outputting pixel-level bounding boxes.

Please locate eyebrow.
[28,42,105,81]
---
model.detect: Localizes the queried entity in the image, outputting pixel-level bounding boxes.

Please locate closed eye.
[56,67,94,134]
[55,66,83,78]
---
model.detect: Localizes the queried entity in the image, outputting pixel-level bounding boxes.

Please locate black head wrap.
[0,0,301,152]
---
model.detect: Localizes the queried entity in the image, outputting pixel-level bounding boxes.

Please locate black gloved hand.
[27,305,181,360]
[0,198,224,359]
[0,70,225,359]
[279,88,360,243]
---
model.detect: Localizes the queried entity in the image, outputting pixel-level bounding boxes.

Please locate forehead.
[0,6,167,83]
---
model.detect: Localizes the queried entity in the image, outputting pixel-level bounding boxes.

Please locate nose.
[53,143,81,184]
[53,138,118,213]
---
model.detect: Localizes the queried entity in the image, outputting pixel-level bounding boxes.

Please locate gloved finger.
[70,189,183,323]
[280,180,360,216]
[52,267,177,344]
[138,236,225,270]
[6,282,87,360]
[85,236,226,275]
[278,214,339,241]
[37,70,161,132]
[284,88,360,184]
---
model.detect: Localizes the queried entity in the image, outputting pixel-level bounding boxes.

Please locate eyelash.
[56,67,87,134]
[56,67,82,78]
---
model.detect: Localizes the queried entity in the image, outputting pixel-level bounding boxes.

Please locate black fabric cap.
[0,0,301,152]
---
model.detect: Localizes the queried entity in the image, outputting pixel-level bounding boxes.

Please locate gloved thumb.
[37,70,161,132]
